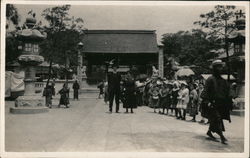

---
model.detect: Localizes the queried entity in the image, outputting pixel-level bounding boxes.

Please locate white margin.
[1,1,249,158]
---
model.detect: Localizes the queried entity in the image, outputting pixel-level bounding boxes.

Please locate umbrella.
[176,68,195,77]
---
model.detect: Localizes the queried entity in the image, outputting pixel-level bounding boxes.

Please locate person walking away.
[172,81,179,118]
[176,81,189,120]
[43,82,54,108]
[201,60,232,144]
[58,83,70,108]
[189,83,199,122]
[123,72,137,113]
[72,80,80,100]
[97,80,104,99]
[108,65,121,113]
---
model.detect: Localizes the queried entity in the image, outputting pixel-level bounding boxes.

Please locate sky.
[11,4,245,44]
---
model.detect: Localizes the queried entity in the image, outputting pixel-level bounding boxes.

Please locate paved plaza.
[5,93,244,152]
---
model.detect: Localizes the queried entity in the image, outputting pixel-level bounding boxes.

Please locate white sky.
[12,4,245,44]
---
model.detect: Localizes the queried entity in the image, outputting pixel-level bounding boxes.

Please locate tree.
[161,29,220,79]
[40,5,84,84]
[6,4,20,65]
[194,5,240,80]
[6,4,20,28]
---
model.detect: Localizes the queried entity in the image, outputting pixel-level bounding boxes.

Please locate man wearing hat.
[201,59,232,144]
[108,64,121,113]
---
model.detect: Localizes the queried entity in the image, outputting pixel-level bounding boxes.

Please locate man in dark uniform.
[108,65,121,113]
[72,80,80,100]
[201,60,232,144]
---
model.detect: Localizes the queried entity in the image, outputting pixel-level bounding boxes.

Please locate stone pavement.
[5,93,244,152]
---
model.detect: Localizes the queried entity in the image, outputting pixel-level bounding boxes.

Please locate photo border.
[1,1,249,158]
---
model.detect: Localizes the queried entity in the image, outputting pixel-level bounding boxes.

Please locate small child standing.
[150,83,160,113]
[43,82,55,108]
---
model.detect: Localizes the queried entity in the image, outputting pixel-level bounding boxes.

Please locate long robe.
[59,88,70,105]
[201,75,232,133]
[189,89,198,116]
[123,79,137,109]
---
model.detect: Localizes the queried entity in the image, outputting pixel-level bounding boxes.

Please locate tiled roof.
[82,30,158,54]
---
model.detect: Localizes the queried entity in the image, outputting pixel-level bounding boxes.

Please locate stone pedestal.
[11,64,48,114]
[11,95,48,114]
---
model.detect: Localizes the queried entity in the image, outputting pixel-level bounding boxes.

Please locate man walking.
[108,65,121,113]
[201,60,232,144]
[73,80,80,100]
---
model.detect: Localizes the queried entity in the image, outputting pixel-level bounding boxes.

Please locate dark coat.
[159,88,172,108]
[123,78,137,109]
[201,75,232,122]
[73,82,80,90]
[59,88,70,105]
[43,86,53,106]
[108,72,121,92]
[171,88,179,108]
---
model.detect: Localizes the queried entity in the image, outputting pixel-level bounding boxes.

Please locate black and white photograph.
[1,1,249,158]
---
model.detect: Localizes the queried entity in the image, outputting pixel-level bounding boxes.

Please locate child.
[58,83,70,108]
[150,83,160,113]
[97,80,104,99]
[43,82,54,108]
[189,83,199,122]
[176,81,189,120]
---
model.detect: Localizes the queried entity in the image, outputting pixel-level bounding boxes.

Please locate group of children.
[43,82,71,108]
[144,78,204,122]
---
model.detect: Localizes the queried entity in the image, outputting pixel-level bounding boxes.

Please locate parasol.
[176,68,195,77]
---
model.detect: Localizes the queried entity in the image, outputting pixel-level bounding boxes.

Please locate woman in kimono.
[149,82,160,113]
[189,83,199,122]
[58,83,70,108]
[123,72,137,113]
[171,81,180,118]
[159,82,172,115]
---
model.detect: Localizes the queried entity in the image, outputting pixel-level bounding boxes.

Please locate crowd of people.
[105,60,234,144]
[42,59,234,145]
[104,68,206,122]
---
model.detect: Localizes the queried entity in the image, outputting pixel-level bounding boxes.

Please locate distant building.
[81,30,159,83]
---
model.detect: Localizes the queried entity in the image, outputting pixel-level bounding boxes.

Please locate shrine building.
[80,30,163,83]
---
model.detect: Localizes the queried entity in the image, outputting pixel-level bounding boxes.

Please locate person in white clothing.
[176,81,189,120]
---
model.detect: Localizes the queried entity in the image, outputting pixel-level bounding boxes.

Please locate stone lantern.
[227,10,245,111]
[10,12,48,114]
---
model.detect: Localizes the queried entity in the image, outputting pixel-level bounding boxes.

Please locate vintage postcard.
[1,1,249,158]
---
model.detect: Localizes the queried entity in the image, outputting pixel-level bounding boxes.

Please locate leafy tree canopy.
[6,4,20,64]
[40,5,85,68]
[161,29,221,75]
[6,4,20,27]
